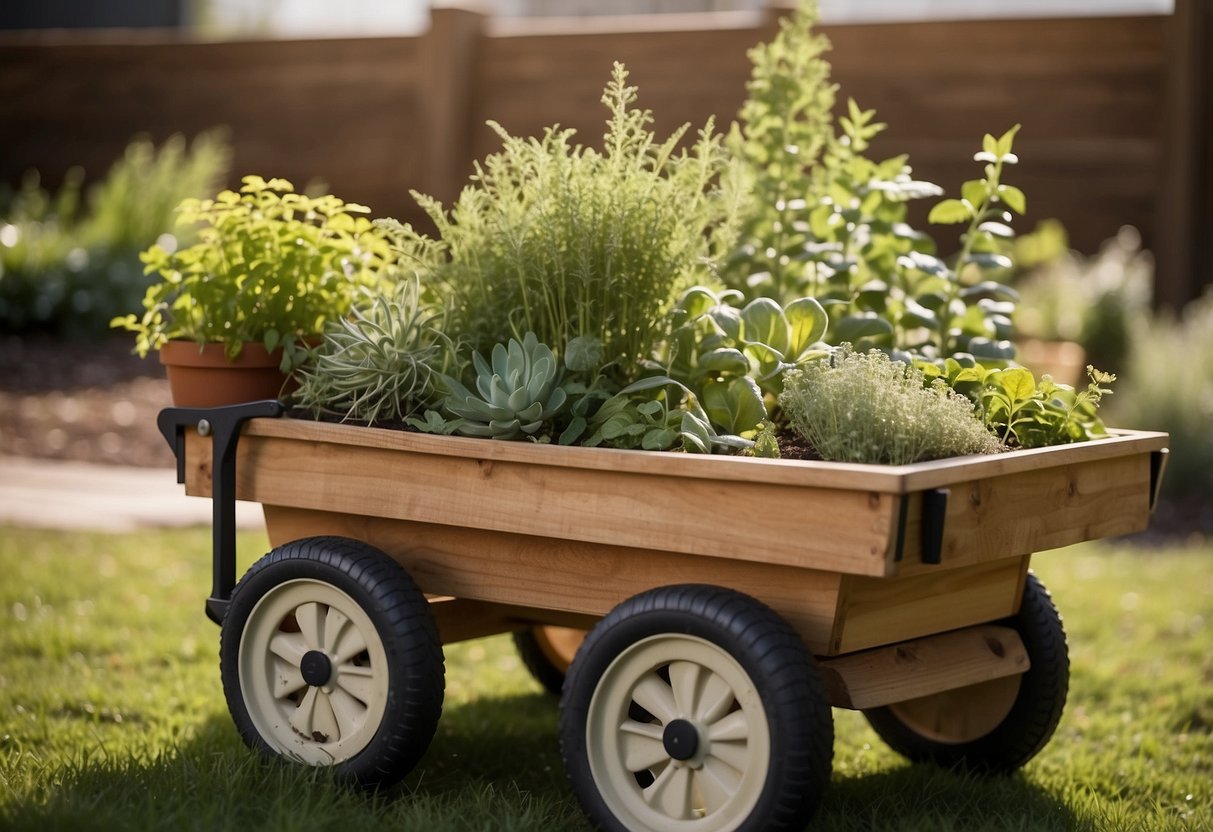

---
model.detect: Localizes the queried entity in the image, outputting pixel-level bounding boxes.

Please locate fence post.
[1157,0,1211,310]
[419,4,488,205]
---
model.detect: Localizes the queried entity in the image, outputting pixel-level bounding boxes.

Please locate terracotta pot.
[160,340,292,408]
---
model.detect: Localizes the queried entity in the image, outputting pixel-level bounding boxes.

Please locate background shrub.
[0,130,230,338]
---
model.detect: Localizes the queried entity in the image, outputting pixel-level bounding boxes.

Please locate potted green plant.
[111,175,396,406]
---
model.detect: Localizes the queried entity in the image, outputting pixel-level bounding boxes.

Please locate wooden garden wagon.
[159,401,1169,832]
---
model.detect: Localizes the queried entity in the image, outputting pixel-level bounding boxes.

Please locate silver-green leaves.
[436,332,568,440]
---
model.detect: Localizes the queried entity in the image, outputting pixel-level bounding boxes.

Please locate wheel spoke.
[619,722,668,772]
[290,687,320,739]
[268,631,306,665]
[707,738,749,773]
[327,686,366,740]
[644,761,694,820]
[322,606,370,663]
[668,660,702,717]
[707,710,749,742]
[696,755,741,814]
[698,671,736,724]
[294,602,325,650]
[631,673,677,724]
[335,664,376,705]
[273,658,308,700]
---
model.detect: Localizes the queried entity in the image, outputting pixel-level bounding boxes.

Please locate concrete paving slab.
[0,455,264,533]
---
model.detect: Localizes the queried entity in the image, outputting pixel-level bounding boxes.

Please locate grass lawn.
[0,524,1209,831]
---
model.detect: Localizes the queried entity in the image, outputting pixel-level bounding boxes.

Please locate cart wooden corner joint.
[158,401,1169,832]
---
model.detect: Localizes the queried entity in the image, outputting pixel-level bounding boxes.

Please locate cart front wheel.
[560,584,832,832]
[220,536,444,786]
[863,572,1068,772]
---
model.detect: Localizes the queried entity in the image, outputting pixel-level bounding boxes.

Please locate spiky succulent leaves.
[439,332,569,440]
[293,279,452,425]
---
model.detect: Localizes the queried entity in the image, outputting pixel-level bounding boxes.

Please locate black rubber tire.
[560,584,833,832]
[220,536,444,787]
[512,626,584,696]
[864,572,1069,773]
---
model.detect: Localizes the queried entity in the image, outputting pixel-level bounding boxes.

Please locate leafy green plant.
[0,130,230,336]
[422,332,568,441]
[925,359,1114,448]
[723,0,1024,365]
[584,376,749,454]
[388,62,727,385]
[654,285,829,434]
[112,175,396,371]
[780,347,1002,464]
[293,279,454,425]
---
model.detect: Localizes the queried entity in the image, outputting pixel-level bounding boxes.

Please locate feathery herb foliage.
[781,347,1002,464]
[395,63,727,385]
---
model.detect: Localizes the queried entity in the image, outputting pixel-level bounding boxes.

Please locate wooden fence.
[0,4,1204,306]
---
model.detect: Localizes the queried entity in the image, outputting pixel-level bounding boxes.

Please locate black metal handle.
[157,400,285,623]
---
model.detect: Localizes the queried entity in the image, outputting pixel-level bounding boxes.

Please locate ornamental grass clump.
[780,347,1003,464]
[393,62,727,385]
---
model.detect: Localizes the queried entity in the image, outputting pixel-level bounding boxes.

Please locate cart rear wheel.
[560,585,832,832]
[220,536,444,786]
[513,626,586,695]
[863,572,1068,772]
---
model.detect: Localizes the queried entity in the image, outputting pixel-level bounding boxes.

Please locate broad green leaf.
[961,179,987,208]
[928,199,971,225]
[785,296,828,355]
[960,281,1020,302]
[698,347,750,375]
[833,314,894,342]
[740,298,790,355]
[703,377,766,434]
[996,124,1021,157]
[642,427,678,450]
[564,336,603,373]
[997,184,1027,215]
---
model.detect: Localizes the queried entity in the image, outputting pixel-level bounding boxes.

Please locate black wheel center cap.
[662,719,699,761]
[300,650,333,686]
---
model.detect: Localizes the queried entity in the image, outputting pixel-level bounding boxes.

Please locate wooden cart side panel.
[832,555,1030,654]
[893,454,1154,575]
[261,504,847,655]
[184,431,899,577]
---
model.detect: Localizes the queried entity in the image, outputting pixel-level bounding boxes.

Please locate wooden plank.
[426,596,598,644]
[419,6,486,203]
[895,453,1156,574]
[819,625,1029,710]
[236,417,1168,494]
[260,504,846,654]
[832,556,1029,655]
[187,430,900,577]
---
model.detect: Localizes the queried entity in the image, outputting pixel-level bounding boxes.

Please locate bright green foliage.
[293,279,454,425]
[780,347,1002,464]
[112,175,396,372]
[724,0,837,295]
[584,375,747,454]
[428,332,569,440]
[724,0,1026,365]
[657,285,829,434]
[0,130,230,336]
[927,359,1114,448]
[396,63,727,385]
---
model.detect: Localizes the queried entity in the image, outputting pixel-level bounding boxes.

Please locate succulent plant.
[437,332,568,440]
[293,279,452,425]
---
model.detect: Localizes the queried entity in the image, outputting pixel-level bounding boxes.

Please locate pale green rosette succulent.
[438,332,568,440]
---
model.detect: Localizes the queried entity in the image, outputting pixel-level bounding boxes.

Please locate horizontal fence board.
[0,9,1196,297]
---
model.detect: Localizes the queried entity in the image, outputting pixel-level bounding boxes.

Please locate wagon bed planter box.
[159,402,1167,830]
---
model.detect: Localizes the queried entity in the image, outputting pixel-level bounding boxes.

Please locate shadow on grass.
[4,692,1082,832]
